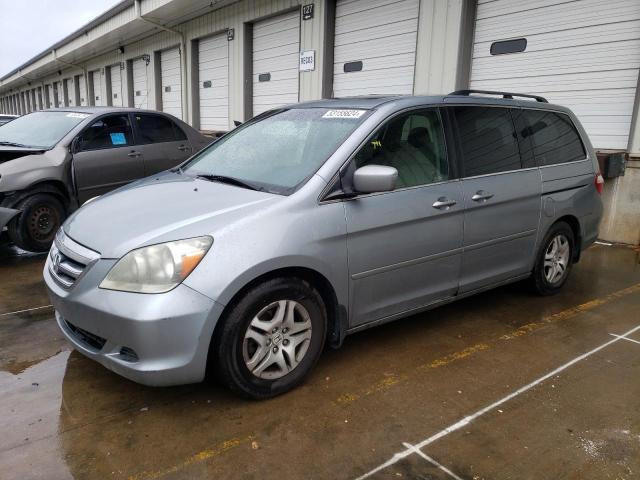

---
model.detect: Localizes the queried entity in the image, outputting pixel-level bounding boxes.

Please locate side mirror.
[353,165,398,194]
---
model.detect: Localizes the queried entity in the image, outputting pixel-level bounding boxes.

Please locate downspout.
[134,0,189,122]
[52,49,89,106]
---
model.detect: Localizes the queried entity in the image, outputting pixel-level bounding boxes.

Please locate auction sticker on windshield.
[322,109,367,119]
[66,113,91,119]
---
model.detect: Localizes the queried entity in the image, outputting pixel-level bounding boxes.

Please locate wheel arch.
[3,180,71,211]
[553,215,582,262]
[209,266,347,371]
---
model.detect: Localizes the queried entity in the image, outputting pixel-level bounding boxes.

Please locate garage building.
[0,0,638,244]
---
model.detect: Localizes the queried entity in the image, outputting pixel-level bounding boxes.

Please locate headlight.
[100,236,213,293]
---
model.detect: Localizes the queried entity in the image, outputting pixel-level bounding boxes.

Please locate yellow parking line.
[336,282,640,405]
[128,435,255,480]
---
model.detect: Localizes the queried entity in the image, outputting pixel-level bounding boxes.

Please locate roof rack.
[448,89,548,103]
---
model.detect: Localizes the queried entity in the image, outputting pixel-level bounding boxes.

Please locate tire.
[531,221,575,296]
[213,277,327,399]
[8,193,66,252]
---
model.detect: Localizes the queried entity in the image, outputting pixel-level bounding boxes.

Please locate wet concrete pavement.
[1,241,639,479]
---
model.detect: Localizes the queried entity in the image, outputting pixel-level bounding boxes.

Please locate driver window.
[353,108,448,189]
[77,115,133,151]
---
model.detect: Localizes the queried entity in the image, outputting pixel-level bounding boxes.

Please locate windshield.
[0,111,90,148]
[183,108,370,194]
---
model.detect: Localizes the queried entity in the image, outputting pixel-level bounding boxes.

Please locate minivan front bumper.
[44,253,224,386]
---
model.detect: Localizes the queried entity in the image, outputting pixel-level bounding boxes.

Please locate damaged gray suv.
[0,108,209,251]
[44,91,603,399]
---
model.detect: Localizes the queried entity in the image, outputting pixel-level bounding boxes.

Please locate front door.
[72,114,145,203]
[345,108,463,326]
[448,106,541,293]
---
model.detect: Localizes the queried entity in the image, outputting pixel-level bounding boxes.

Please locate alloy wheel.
[242,300,313,380]
[544,234,570,284]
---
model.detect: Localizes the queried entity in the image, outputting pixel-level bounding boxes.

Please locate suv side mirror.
[353,165,398,193]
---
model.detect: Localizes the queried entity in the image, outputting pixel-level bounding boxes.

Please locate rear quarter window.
[520,110,586,166]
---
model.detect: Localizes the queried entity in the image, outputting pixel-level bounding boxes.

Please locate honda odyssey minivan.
[44,91,603,399]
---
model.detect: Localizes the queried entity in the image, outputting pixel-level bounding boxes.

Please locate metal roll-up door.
[67,78,75,106]
[47,83,56,108]
[132,58,149,109]
[160,47,183,119]
[91,71,103,106]
[470,0,640,150]
[252,10,300,116]
[110,64,123,107]
[198,33,229,131]
[333,0,420,97]
[78,76,87,106]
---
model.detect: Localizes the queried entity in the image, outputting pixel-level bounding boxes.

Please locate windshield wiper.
[0,141,34,148]
[196,174,263,191]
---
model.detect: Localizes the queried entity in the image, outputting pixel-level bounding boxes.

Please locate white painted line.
[356,324,640,480]
[402,443,463,480]
[0,304,53,317]
[595,241,613,246]
[609,333,640,346]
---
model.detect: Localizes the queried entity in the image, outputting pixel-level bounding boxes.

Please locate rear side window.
[77,114,133,151]
[520,110,586,165]
[452,107,521,176]
[134,114,187,144]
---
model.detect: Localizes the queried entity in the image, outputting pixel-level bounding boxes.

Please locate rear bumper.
[44,254,224,386]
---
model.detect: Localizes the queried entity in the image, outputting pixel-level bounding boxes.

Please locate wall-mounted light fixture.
[142,54,150,66]
[118,46,125,54]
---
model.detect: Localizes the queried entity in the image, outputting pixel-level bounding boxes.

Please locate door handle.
[432,197,457,209]
[127,151,141,158]
[178,144,191,152]
[471,190,494,202]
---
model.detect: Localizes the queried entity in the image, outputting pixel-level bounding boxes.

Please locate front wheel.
[213,277,327,399]
[531,222,575,296]
[8,193,66,252]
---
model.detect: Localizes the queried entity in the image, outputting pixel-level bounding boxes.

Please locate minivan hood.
[64,172,280,258]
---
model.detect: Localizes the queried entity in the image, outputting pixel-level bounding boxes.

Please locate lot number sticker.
[322,109,366,119]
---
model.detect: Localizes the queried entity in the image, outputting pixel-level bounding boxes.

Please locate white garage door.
[78,76,87,106]
[470,0,640,150]
[252,10,300,116]
[56,81,64,107]
[91,71,103,106]
[110,64,123,107]
[161,47,183,119]
[333,0,420,97]
[132,58,149,109]
[198,33,229,131]
[66,78,75,106]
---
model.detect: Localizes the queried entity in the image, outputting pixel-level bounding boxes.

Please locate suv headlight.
[100,236,213,293]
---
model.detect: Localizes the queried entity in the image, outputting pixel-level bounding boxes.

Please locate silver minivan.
[44,91,604,398]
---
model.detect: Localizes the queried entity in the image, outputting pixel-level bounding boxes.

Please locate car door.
[447,106,541,293]
[72,114,145,204]
[132,113,192,175]
[344,108,464,327]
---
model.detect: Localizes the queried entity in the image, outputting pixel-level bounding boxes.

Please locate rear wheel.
[8,193,65,252]
[213,277,327,399]
[531,221,574,296]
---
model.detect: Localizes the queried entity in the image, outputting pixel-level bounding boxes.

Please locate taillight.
[594,173,604,194]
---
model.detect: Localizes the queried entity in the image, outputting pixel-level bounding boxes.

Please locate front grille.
[64,319,106,351]
[48,229,100,288]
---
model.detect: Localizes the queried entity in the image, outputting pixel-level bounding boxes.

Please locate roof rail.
[448,89,548,103]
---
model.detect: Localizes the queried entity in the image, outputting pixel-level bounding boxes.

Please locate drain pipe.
[52,49,89,106]
[135,0,189,122]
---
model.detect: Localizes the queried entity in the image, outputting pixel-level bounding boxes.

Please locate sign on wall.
[299,50,315,71]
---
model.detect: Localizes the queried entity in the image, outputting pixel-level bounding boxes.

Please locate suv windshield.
[0,111,90,148]
[183,108,370,194]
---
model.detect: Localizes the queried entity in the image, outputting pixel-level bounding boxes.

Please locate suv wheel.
[213,277,327,399]
[8,193,65,252]
[531,221,574,296]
